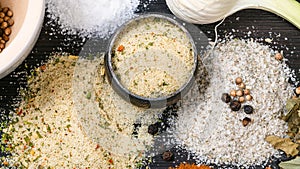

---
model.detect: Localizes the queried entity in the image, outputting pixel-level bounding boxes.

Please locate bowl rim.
[105,13,198,108]
[0,0,45,79]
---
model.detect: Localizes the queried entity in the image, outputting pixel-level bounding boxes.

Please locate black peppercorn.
[244,105,254,114]
[221,93,231,103]
[162,151,174,161]
[148,123,160,135]
[132,123,141,138]
[230,100,241,111]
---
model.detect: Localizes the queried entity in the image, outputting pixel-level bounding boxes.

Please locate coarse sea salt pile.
[174,39,294,167]
[46,0,140,38]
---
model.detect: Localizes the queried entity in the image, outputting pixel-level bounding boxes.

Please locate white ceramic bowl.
[0,0,45,79]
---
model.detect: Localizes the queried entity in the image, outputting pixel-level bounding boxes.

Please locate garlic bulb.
[166,0,300,29]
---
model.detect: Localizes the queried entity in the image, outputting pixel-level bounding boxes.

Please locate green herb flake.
[162,81,169,86]
[148,42,154,46]
[47,125,52,133]
[86,92,92,99]
[67,124,71,128]
[24,121,33,125]
[36,131,43,138]
[24,136,34,147]
[33,155,42,162]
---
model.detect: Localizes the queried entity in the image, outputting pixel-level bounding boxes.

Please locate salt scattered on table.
[174,39,294,167]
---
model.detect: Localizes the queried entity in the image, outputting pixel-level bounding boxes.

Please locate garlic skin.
[166,0,235,24]
[166,0,300,29]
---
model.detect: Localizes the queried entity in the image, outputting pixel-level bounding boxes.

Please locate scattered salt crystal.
[264,38,273,43]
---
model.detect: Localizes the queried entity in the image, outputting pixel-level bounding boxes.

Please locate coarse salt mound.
[174,39,294,167]
[46,0,140,38]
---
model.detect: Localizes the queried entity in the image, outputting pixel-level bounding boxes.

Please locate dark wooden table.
[1,0,300,168]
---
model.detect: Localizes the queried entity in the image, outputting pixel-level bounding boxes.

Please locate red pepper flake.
[95,144,100,150]
[16,109,23,116]
[117,45,125,52]
[108,158,114,165]
[169,163,211,169]
[40,64,46,71]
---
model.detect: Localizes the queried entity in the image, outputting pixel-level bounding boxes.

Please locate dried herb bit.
[162,150,174,161]
[221,93,231,103]
[243,105,254,114]
[283,98,300,139]
[265,135,299,157]
[242,117,251,126]
[86,92,91,99]
[230,100,241,111]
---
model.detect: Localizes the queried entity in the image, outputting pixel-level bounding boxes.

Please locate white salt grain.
[46,0,140,38]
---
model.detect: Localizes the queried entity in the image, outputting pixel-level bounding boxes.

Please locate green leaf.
[279,156,300,169]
